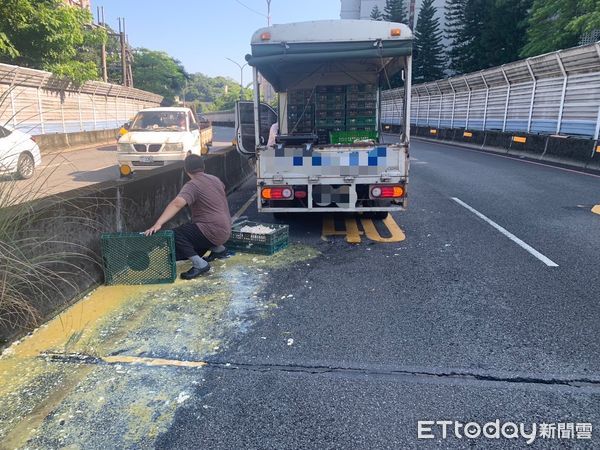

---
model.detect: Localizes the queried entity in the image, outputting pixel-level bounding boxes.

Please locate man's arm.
[144,196,187,236]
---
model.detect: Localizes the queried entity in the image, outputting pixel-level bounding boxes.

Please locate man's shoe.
[180,264,211,280]
[205,249,229,262]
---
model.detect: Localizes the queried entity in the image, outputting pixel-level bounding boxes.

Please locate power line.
[233,0,268,18]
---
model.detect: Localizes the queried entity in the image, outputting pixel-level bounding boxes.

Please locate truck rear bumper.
[256,179,408,212]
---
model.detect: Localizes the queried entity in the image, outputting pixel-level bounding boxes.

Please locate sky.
[94,0,341,82]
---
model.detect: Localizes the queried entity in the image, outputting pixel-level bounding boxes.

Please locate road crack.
[40,352,600,390]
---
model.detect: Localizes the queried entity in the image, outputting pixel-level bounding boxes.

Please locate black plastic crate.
[347,117,376,126]
[347,84,377,93]
[316,118,345,127]
[316,85,345,94]
[346,108,377,118]
[227,221,289,255]
[287,89,313,102]
[347,101,377,110]
[316,110,345,119]
[346,92,377,102]
[315,103,346,111]
[316,93,346,103]
[288,104,314,113]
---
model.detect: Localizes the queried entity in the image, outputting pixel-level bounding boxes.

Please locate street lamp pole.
[226,58,248,100]
[266,0,272,26]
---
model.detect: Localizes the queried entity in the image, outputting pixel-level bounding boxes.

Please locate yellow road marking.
[322,214,406,244]
[344,217,362,244]
[361,215,406,243]
[322,215,347,237]
[592,205,600,215]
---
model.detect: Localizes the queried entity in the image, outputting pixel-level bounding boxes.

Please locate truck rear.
[236,20,413,216]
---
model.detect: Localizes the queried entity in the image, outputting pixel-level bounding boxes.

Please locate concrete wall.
[393,124,600,172]
[0,147,254,343]
[35,128,119,154]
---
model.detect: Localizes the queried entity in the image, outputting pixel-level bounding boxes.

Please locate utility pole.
[226,58,248,100]
[98,6,108,82]
[408,0,416,30]
[118,18,128,87]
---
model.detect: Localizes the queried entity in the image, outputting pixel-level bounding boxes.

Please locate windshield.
[130,111,187,131]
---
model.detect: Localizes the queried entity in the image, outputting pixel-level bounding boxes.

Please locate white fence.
[0,63,163,135]
[382,42,600,139]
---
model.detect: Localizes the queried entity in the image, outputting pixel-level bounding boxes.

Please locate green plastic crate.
[101,231,177,285]
[226,221,289,255]
[330,130,379,144]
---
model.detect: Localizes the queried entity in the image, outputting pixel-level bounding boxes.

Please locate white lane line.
[232,193,257,221]
[452,197,559,267]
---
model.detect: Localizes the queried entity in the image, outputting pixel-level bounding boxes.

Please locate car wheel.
[16,152,35,179]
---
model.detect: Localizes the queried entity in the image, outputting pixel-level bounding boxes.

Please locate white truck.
[235,20,413,217]
[117,107,212,177]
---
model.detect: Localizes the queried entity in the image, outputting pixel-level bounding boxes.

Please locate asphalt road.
[159,139,600,448]
[1,137,599,448]
[1,126,234,199]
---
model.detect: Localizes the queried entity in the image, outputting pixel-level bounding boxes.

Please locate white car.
[0,125,42,179]
[117,107,212,177]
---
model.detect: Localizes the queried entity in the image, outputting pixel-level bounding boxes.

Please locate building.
[62,0,91,10]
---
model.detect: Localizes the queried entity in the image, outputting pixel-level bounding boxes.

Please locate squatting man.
[145,155,231,279]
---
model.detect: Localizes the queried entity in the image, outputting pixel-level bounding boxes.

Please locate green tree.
[481,0,532,67]
[444,0,489,74]
[413,0,446,82]
[444,0,467,74]
[0,0,106,84]
[131,49,188,105]
[521,0,600,57]
[370,5,383,21]
[383,0,406,23]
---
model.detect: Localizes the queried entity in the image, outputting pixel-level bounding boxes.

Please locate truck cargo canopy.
[246,20,413,92]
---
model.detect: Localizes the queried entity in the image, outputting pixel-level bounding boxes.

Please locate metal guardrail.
[0,63,163,135]
[382,42,600,139]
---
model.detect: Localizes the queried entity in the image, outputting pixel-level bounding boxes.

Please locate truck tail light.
[262,186,294,200]
[370,185,404,199]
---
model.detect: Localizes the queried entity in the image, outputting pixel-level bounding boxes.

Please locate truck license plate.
[140,156,154,163]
